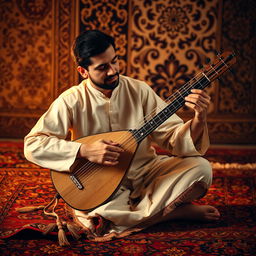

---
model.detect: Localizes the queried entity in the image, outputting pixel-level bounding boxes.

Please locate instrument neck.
[132,75,210,143]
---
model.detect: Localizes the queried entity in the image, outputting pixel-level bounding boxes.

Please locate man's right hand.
[78,139,124,166]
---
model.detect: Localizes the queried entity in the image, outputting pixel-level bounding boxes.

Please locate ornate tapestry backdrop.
[0,0,255,144]
[0,0,79,137]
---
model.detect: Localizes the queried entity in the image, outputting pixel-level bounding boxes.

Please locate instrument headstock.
[203,51,236,82]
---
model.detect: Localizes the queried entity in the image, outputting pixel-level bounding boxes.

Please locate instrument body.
[51,130,138,210]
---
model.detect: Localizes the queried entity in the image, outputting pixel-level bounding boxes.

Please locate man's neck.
[91,83,113,98]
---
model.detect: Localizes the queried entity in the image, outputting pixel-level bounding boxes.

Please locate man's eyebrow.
[94,55,118,69]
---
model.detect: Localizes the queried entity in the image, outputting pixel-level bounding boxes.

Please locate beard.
[90,73,120,90]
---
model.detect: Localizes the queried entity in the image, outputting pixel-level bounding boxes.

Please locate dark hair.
[72,30,115,69]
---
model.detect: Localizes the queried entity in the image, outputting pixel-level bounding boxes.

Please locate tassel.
[43,194,70,246]
[16,205,45,213]
[43,222,57,235]
[66,222,81,240]
[57,221,70,246]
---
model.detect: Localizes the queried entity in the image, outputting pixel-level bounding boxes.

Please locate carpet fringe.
[211,162,256,170]
[16,205,45,213]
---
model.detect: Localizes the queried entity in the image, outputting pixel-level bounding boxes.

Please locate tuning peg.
[205,57,211,64]
[199,63,204,69]
[214,50,221,56]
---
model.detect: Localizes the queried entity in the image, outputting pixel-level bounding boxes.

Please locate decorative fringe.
[65,222,81,240]
[16,193,83,246]
[43,222,57,235]
[57,222,70,246]
[43,194,70,246]
[16,205,45,213]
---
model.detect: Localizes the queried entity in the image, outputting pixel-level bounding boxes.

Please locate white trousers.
[74,155,212,238]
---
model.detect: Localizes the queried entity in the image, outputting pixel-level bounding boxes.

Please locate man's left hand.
[184,89,211,122]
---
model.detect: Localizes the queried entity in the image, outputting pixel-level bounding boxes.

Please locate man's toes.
[207,213,220,220]
[202,206,220,221]
[206,206,220,215]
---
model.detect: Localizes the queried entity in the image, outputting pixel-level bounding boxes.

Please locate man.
[24,30,220,241]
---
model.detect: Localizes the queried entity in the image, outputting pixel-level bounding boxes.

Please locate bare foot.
[167,204,220,222]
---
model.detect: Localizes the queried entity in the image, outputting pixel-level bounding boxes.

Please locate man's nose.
[107,64,116,76]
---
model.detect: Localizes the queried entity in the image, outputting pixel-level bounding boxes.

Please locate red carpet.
[0,141,256,255]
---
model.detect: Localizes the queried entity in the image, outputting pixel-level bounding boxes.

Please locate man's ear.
[77,66,88,79]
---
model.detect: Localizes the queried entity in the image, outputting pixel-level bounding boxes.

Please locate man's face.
[79,45,120,90]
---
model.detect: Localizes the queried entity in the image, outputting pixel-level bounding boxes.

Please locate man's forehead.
[90,45,116,66]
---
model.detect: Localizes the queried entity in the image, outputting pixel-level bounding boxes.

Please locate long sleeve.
[24,75,210,173]
[24,96,82,171]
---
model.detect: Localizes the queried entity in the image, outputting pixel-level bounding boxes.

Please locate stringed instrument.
[51,51,236,211]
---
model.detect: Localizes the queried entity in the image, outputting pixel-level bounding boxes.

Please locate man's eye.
[112,59,118,64]
[98,65,108,71]
[113,56,120,62]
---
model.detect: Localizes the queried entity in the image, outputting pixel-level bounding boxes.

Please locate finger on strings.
[185,94,210,105]
[185,97,209,107]
[185,101,208,112]
[103,160,119,166]
[104,140,121,146]
[135,70,208,130]
[190,89,211,100]
[105,151,120,159]
[106,144,124,153]
[185,102,200,111]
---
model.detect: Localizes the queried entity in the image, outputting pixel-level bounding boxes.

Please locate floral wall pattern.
[0,0,78,138]
[128,0,218,111]
[0,0,255,144]
[213,0,256,143]
[0,0,52,113]
[80,0,256,144]
[79,0,129,74]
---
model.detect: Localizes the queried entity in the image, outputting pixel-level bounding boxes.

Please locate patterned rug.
[0,141,256,255]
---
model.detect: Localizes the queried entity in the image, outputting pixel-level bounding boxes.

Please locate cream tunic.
[24,75,211,239]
